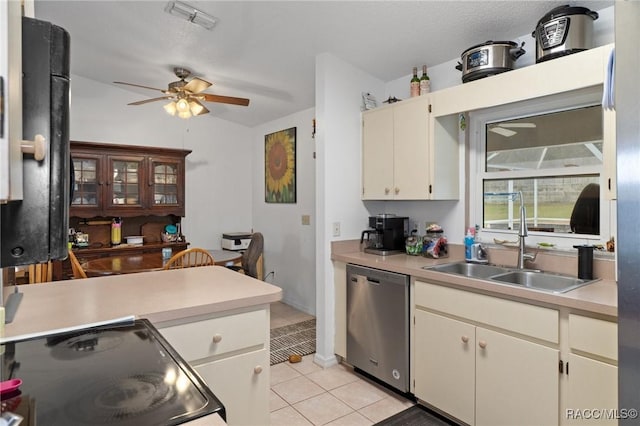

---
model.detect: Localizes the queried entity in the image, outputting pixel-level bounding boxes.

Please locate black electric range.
[0,319,225,425]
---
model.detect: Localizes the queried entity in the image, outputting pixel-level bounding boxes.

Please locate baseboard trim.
[313,353,338,368]
[278,297,315,316]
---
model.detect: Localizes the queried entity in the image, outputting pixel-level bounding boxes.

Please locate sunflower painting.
[265,127,296,203]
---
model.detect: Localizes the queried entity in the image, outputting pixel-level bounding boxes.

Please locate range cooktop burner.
[69,373,176,423]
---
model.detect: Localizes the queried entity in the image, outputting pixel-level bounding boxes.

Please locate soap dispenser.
[464,229,474,261]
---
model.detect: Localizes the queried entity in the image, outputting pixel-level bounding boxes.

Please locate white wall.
[315,52,385,366]
[252,108,316,315]
[69,75,253,249]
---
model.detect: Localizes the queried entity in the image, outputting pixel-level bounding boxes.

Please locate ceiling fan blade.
[184,77,212,94]
[114,81,168,93]
[489,126,517,137]
[201,93,250,106]
[128,95,173,106]
[499,123,537,128]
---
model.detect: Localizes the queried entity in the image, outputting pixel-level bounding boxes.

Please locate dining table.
[81,249,242,277]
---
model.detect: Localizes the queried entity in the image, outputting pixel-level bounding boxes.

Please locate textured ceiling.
[34,1,613,127]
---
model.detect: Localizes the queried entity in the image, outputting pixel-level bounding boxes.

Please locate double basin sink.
[424,261,598,294]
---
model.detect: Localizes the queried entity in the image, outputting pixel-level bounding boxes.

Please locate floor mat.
[374,405,459,426]
[270,318,316,365]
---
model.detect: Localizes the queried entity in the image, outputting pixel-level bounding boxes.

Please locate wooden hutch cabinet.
[54,142,192,281]
[70,141,191,218]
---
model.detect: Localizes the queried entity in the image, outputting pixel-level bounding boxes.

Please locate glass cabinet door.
[72,158,99,206]
[107,156,144,209]
[150,157,183,212]
[70,153,103,217]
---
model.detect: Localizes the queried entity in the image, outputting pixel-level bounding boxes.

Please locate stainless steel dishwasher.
[346,264,410,393]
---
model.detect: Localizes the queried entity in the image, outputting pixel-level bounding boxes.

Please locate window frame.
[468,87,609,249]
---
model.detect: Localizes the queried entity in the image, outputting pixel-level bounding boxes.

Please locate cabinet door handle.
[461,335,469,343]
[385,188,390,195]
[394,187,399,195]
[478,340,487,349]
[254,365,263,374]
[212,334,222,343]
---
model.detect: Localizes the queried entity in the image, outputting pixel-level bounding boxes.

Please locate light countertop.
[333,241,617,318]
[3,266,282,339]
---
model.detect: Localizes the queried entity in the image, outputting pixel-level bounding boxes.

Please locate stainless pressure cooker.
[532,5,599,63]
[455,40,525,83]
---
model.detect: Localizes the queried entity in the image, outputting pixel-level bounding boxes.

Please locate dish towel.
[602,48,615,110]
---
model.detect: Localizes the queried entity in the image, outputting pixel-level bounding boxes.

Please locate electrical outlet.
[332,222,341,237]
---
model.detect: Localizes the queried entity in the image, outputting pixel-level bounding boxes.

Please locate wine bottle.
[420,65,430,95]
[410,67,420,98]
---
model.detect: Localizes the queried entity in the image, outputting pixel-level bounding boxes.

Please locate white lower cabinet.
[415,310,559,426]
[414,281,560,426]
[565,354,617,425]
[475,327,559,426]
[195,349,269,426]
[415,310,475,425]
[563,314,618,426]
[156,307,270,426]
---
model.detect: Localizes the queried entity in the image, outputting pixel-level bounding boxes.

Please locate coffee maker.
[360,214,409,255]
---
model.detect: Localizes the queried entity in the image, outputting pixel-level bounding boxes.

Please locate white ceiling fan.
[489,122,536,137]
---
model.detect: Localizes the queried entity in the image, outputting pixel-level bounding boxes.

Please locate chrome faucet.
[517,191,537,269]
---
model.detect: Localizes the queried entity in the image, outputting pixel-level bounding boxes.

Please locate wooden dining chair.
[28,261,53,284]
[68,249,88,279]
[163,248,215,270]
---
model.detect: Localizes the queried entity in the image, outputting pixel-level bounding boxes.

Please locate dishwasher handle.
[350,275,381,285]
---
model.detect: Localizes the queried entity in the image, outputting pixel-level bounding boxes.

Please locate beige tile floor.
[269,302,415,425]
[271,301,315,329]
[270,356,415,425]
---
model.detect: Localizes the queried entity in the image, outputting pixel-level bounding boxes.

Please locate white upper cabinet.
[361,95,459,200]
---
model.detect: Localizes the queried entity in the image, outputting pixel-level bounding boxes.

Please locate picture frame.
[265,127,296,203]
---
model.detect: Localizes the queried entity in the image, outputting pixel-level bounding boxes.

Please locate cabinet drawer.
[415,281,558,343]
[159,309,267,362]
[569,314,617,361]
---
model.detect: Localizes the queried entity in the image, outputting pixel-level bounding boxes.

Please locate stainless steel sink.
[489,270,599,294]
[426,262,511,279]
[425,261,599,294]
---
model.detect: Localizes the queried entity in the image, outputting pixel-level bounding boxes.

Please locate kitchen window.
[469,88,611,248]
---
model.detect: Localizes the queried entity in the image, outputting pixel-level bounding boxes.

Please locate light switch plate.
[302,215,311,225]
[332,222,341,237]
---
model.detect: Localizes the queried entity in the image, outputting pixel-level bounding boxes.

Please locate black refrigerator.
[0,16,70,267]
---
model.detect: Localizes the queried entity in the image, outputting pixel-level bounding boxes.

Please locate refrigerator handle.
[21,133,46,161]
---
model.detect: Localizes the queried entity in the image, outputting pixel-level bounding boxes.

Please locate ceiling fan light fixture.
[163,101,177,116]
[178,110,192,119]
[164,1,218,30]
[176,98,190,113]
[189,100,205,116]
